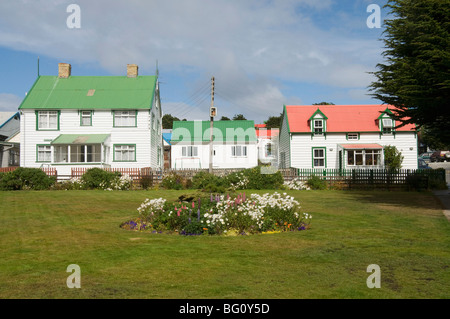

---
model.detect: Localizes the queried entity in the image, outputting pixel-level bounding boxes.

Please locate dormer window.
[378,108,395,135]
[314,120,324,135]
[309,108,328,136]
[382,118,393,134]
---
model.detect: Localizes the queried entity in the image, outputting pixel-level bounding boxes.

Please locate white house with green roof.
[171,120,258,169]
[19,63,163,176]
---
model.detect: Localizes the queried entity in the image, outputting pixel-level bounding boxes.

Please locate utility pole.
[209,77,215,173]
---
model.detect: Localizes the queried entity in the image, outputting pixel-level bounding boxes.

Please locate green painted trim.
[113,144,137,162]
[377,107,394,120]
[309,108,328,120]
[311,118,326,135]
[311,147,327,168]
[283,105,291,133]
[36,144,51,163]
[346,133,360,140]
[113,110,138,128]
[80,110,93,126]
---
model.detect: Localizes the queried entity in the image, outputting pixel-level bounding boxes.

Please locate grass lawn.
[0,189,449,299]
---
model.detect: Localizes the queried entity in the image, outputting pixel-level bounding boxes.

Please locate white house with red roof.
[255,124,279,164]
[278,104,418,170]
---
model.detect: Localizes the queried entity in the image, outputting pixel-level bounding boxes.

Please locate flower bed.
[121,192,312,236]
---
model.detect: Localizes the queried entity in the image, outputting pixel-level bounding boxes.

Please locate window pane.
[365,154,373,165]
[243,146,247,156]
[81,111,91,126]
[38,145,51,162]
[355,151,363,165]
[236,146,242,157]
[182,147,186,157]
[54,145,68,163]
[114,145,134,161]
[314,149,324,158]
[347,150,354,165]
[39,113,47,129]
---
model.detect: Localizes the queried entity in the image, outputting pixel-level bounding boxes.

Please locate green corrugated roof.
[171,120,257,143]
[19,76,157,110]
[51,134,110,144]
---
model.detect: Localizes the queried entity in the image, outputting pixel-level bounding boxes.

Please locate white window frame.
[80,111,92,126]
[114,145,136,162]
[37,145,51,162]
[67,144,102,163]
[182,146,198,157]
[37,111,58,130]
[347,133,359,140]
[114,111,136,127]
[312,148,326,168]
[231,145,247,157]
[347,149,381,166]
[313,120,324,135]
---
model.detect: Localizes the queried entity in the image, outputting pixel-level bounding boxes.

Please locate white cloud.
[0,0,382,120]
[0,93,23,112]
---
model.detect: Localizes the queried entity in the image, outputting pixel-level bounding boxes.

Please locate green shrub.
[0,167,56,190]
[227,166,284,190]
[161,173,185,190]
[192,171,227,192]
[81,168,120,189]
[140,175,153,190]
[306,175,328,190]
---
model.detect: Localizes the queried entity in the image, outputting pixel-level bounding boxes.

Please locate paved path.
[433,188,450,222]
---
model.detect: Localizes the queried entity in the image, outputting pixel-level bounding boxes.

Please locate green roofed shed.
[171,120,257,143]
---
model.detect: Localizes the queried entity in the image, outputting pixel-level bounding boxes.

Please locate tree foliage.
[264,113,283,129]
[162,114,180,129]
[232,114,247,120]
[384,145,404,170]
[313,102,335,105]
[369,0,450,144]
[220,116,231,121]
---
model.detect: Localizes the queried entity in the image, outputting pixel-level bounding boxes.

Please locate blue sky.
[0,0,388,123]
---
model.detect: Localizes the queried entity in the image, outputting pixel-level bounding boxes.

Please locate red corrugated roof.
[285,105,416,133]
[255,128,279,138]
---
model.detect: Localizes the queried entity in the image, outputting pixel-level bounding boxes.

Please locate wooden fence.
[288,168,446,190]
[1,166,447,190]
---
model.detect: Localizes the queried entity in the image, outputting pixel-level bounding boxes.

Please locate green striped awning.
[51,134,110,145]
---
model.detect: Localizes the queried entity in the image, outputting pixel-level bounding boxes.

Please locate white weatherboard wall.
[171,142,258,169]
[20,108,163,176]
[278,113,291,169]
[288,132,418,170]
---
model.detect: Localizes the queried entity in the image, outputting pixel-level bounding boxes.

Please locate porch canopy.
[339,143,383,150]
[51,134,110,145]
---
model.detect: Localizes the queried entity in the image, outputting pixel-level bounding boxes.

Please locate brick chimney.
[58,63,71,78]
[127,64,138,78]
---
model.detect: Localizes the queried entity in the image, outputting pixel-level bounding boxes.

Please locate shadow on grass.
[338,189,444,212]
